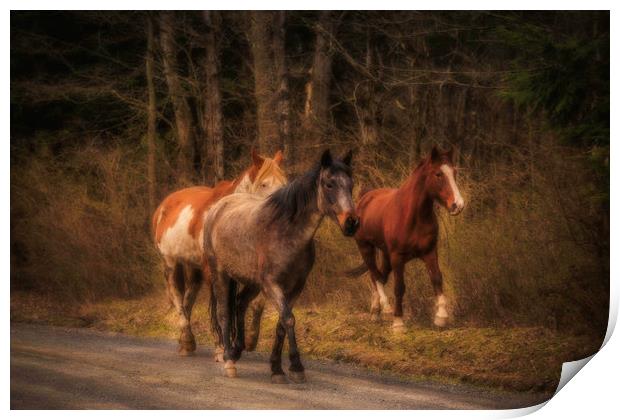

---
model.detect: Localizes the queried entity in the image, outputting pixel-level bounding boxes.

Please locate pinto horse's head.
[425,146,465,216]
[318,149,360,236]
[237,149,287,196]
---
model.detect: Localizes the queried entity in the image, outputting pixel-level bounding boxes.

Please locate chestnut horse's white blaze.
[440,164,464,215]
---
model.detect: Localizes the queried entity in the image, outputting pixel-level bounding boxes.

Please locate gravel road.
[11,323,548,409]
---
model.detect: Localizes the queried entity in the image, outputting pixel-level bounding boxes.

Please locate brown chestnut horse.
[348,146,464,332]
[152,149,286,355]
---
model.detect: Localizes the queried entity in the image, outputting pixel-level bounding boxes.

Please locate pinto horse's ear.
[430,145,440,163]
[273,150,284,165]
[251,148,264,167]
[341,149,353,167]
[321,149,333,168]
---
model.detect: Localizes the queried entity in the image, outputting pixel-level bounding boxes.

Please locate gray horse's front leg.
[262,279,306,384]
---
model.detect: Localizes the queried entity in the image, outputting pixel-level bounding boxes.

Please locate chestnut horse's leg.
[422,249,449,328]
[245,294,265,351]
[358,242,390,320]
[377,250,393,315]
[231,284,261,361]
[390,254,407,333]
[178,266,203,355]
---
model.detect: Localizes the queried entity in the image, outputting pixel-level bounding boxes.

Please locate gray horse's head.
[317,149,360,237]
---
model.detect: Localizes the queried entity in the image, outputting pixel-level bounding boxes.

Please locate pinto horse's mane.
[256,157,287,185]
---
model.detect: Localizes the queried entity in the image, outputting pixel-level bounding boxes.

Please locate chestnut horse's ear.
[320,149,333,168]
[341,149,353,167]
[251,148,264,167]
[430,145,440,163]
[445,146,454,161]
[273,150,284,165]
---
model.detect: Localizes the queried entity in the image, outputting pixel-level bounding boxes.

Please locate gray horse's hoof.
[288,371,306,384]
[370,311,381,322]
[271,374,288,384]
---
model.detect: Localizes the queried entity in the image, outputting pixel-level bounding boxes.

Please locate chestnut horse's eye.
[325,182,334,189]
[435,172,442,178]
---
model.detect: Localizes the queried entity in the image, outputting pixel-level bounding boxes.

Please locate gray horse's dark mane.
[263,160,350,224]
[263,165,320,225]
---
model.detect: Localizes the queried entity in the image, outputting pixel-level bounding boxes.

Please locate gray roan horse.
[203,150,359,383]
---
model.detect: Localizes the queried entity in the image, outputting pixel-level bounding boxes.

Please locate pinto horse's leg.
[390,254,407,333]
[231,284,261,361]
[214,270,236,378]
[245,293,265,351]
[165,263,193,354]
[422,249,449,328]
[178,266,203,355]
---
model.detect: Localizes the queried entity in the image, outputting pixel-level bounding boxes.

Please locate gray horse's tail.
[208,278,238,348]
[209,281,223,346]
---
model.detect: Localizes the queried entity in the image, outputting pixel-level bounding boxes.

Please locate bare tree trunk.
[203,11,224,183]
[272,11,291,158]
[249,11,279,154]
[356,35,379,147]
[145,15,157,213]
[303,11,336,155]
[159,11,194,182]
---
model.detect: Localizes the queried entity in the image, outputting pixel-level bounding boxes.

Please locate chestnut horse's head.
[237,149,287,196]
[424,146,465,215]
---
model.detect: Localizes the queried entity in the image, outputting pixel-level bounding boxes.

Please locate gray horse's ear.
[430,145,440,162]
[321,149,333,168]
[341,149,353,167]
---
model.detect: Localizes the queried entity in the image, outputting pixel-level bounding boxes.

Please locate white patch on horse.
[440,164,464,212]
[436,294,448,318]
[158,205,203,266]
[376,282,390,308]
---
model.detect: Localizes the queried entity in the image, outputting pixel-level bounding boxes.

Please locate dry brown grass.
[10,137,608,336]
[11,144,162,300]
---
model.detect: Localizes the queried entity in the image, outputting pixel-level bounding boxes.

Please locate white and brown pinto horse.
[152,150,286,355]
